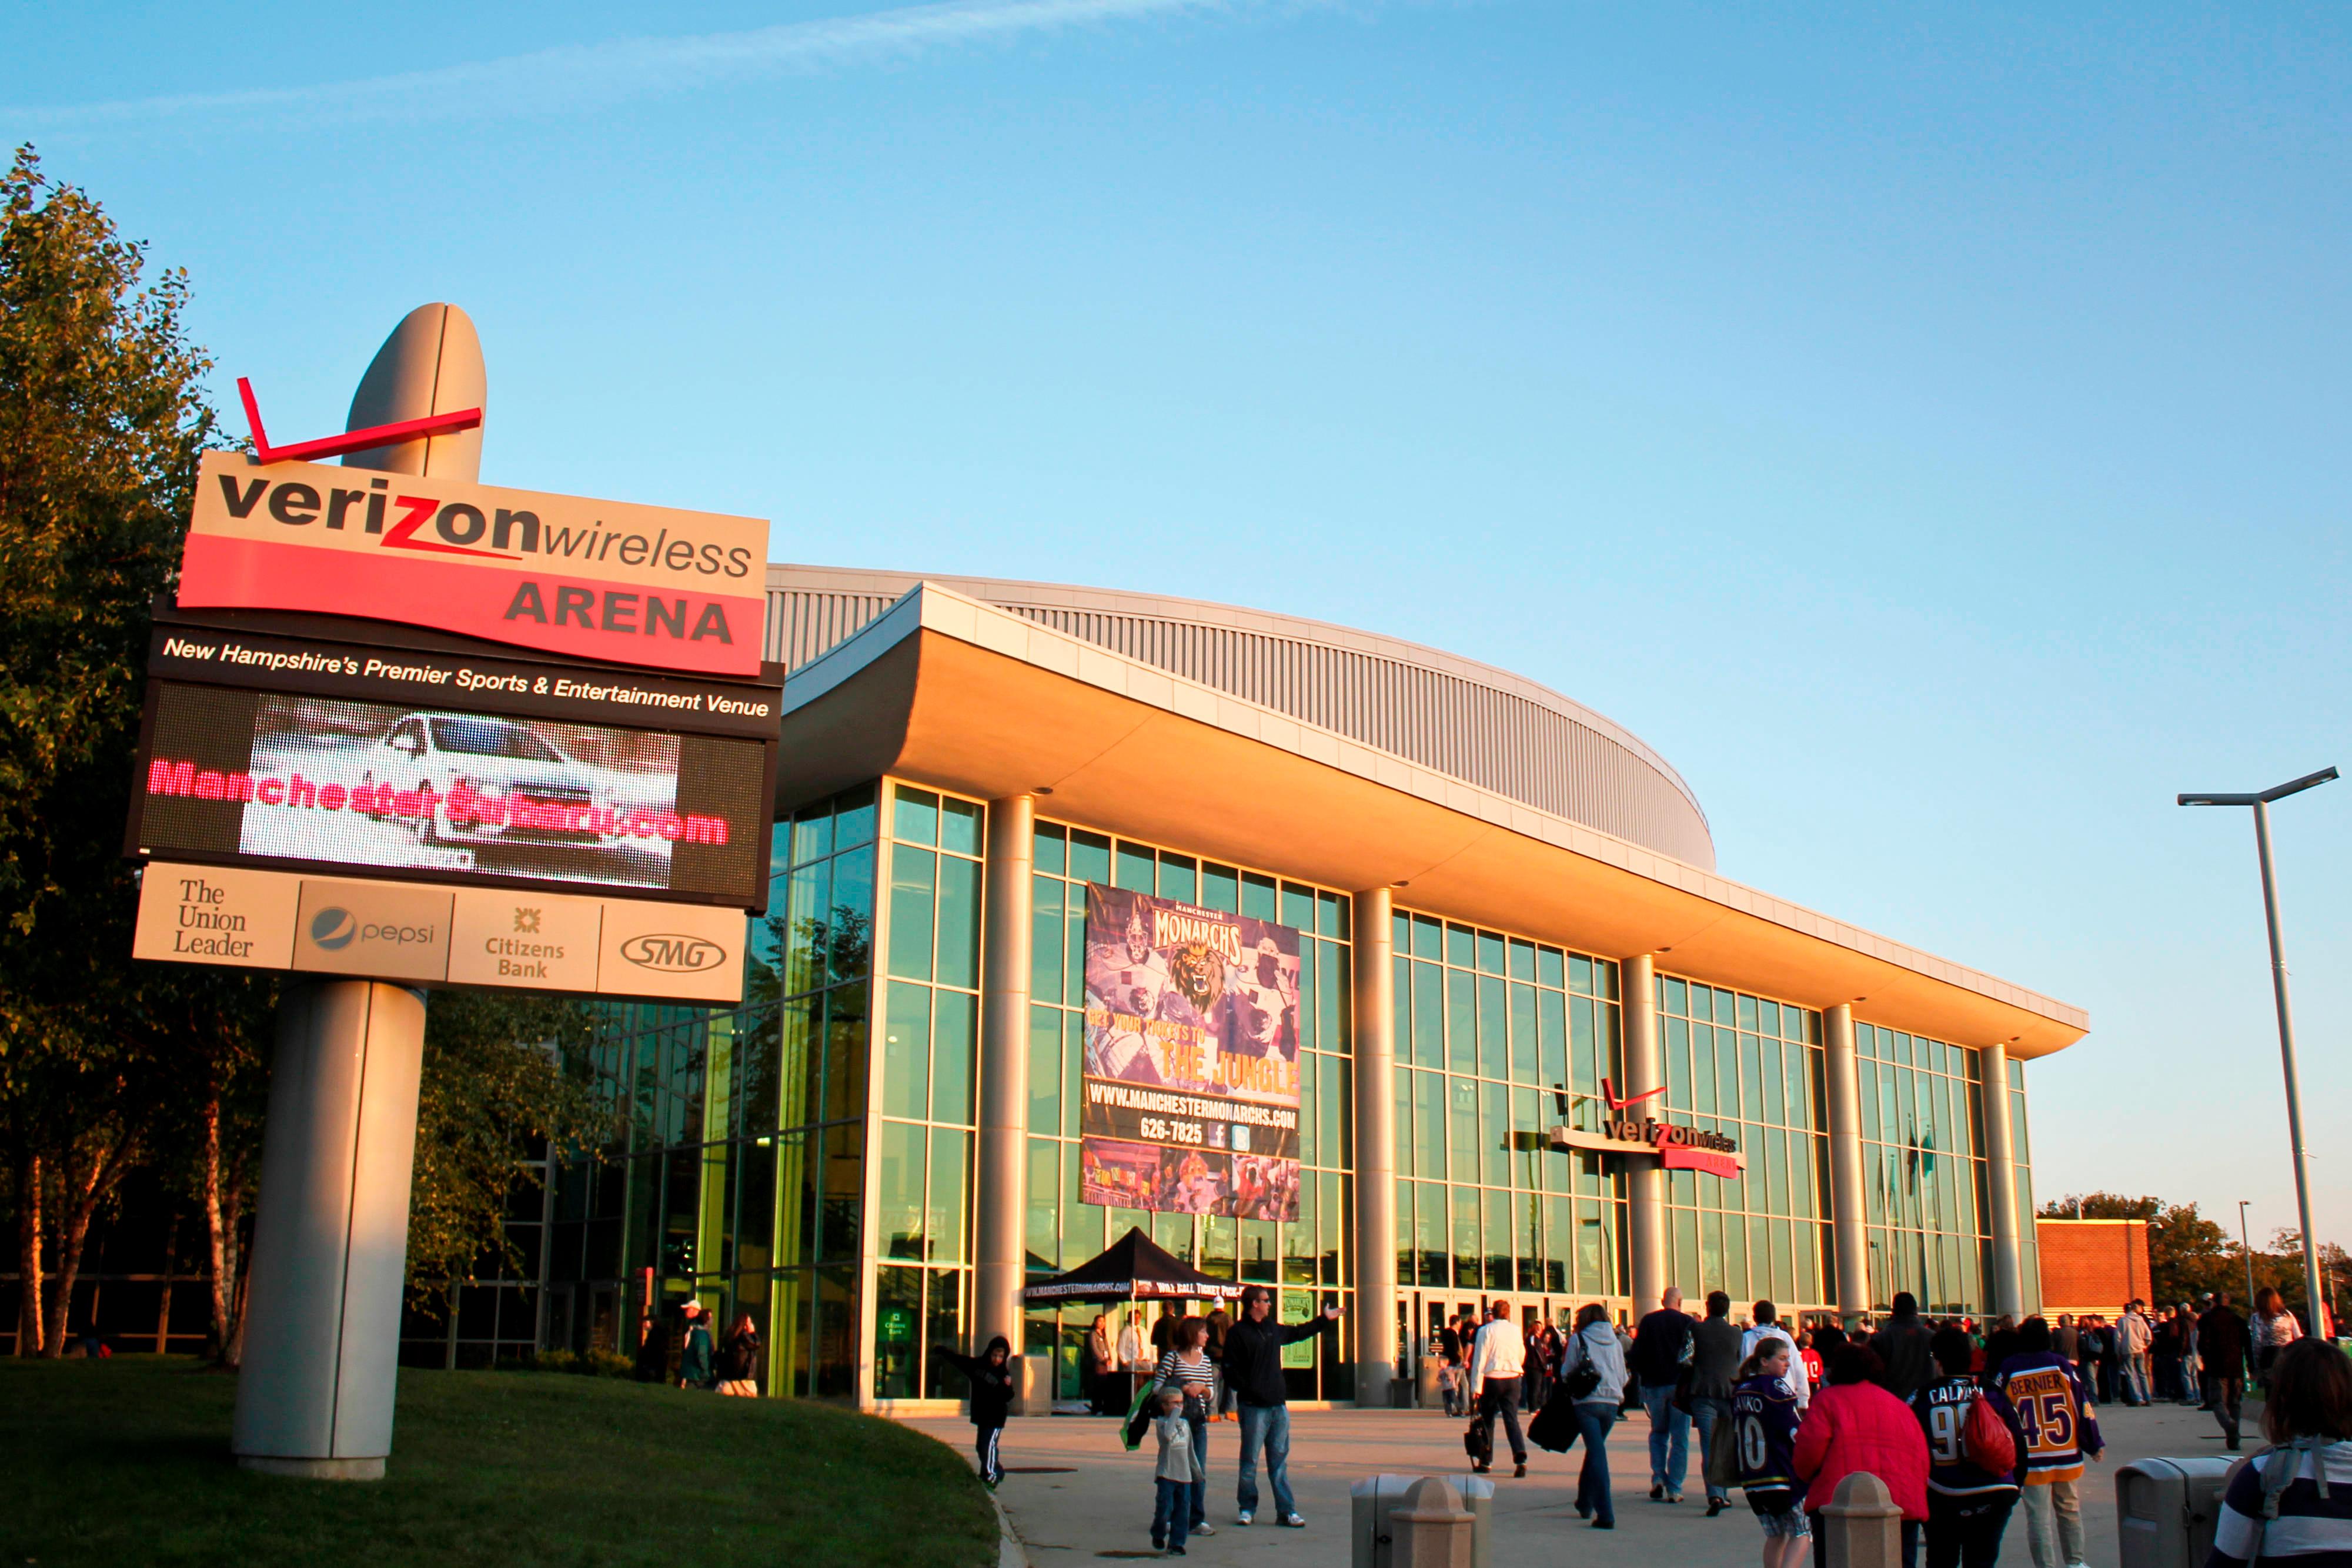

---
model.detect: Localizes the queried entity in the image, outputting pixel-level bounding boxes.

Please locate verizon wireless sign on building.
[178,452,768,677]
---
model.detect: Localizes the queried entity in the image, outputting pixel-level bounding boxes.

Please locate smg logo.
[620,934,728,973]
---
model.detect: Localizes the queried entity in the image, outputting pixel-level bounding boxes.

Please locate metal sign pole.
[230,305,482,1480]
[2250,800,2326,1332]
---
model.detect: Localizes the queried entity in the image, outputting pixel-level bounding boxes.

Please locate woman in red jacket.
[1792,1343,1931,1568]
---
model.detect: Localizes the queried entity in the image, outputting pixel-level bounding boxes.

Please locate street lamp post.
[2239,1200,2257,1310]
[2179,766,2337,1332]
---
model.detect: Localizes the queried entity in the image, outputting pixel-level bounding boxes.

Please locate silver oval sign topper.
[620,933,727,972]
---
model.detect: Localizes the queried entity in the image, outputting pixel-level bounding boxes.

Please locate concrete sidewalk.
[904,1393,2259,1567]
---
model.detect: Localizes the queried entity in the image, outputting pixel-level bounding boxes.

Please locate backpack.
[1962,1392,2017,1475]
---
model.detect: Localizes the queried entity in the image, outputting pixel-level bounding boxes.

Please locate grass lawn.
[1,1356,997,1568]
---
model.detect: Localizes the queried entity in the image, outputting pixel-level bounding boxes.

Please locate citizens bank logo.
[310,908,357,950]
[620,934,726,973]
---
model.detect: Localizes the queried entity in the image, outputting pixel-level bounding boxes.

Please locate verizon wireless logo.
[209,470,756,647]
[212,472,755,578]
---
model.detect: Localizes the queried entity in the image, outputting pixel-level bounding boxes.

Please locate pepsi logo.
[310,907,356,950]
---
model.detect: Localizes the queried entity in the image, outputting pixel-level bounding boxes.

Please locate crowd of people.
[2050,1286,2315,1418]
[1408,1283,2339,1568]
[922,1281,2343,1562]
[934,1285,1342,1543]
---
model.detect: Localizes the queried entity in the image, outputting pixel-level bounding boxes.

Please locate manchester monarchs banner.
[1080,885,1302,1222]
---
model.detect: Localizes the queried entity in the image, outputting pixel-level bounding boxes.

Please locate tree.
[0,143,255,1355]
[403,992,612,1314]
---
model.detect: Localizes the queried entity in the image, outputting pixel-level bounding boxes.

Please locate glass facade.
[1389,912,1628,1340]
[873,787,984,1399]
[544,784,877,1395]
[1024,820,1357,1402]
[1854,1021,2000,1316]
[545,772,2051,1403]
[1655,978,1830,1317]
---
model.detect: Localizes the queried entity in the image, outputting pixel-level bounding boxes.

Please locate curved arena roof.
[764,564,1716,870]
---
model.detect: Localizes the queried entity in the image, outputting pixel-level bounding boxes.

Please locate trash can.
[1352,1475,1419,1568]
[1456,1473,1494,1568]
[2117,1456,2240,1568]
[1351,1473,1495,1568]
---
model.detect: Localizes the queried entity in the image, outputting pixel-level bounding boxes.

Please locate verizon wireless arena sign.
[179,452,769,677]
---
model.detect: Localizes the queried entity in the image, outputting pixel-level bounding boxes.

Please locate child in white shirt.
[1149,1387,1196,1554]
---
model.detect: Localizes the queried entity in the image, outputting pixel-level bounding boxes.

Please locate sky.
[11,1,2350,1255]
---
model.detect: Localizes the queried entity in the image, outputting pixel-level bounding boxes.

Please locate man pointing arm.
[1222,1286,1340,1530]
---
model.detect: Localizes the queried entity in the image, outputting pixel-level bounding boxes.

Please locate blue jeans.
[1153,1476,1192,1550]
[1641,1383,1689,1495]
[1574,1402,1619,1525]
[1687,1395,1732,1503]
[1185,1412,1208,1527]
[1235,1403,1294,1519]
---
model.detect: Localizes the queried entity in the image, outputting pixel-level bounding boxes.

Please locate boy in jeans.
[1150,1386,1197,1554]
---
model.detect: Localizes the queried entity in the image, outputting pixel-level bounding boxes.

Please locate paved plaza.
[907,1393,2257,1567]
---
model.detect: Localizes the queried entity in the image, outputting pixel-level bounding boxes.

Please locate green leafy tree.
[405,992,613,1315]
[0,144,277,1356]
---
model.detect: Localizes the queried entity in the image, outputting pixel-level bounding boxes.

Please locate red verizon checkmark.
[239,376,480,466]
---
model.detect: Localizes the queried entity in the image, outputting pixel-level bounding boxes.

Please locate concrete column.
[1823,1004,1869,1325]
[1980,1042,2024,1319]
[232,303,480,1480]
[1622,954,1665,1318]
[973,794,1035,1359]
[1349,887,1398,1405]
[232,982,427,1478]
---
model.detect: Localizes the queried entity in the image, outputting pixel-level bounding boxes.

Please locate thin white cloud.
[10,0,1319,131]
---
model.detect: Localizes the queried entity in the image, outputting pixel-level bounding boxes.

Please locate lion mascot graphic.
[1165,940,1226,1022]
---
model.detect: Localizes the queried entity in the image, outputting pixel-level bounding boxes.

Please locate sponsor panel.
[597,898,743,1004]
[447,890,603,991]
[132,863,298,969]
[136,861,741,1001]
[178,453,769,676]
[1077,884,1302,1222]
[293,878,455,982]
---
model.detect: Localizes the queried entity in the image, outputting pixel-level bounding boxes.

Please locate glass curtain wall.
[1389,912,1628,1321]
[1024,821,1357,1402]
[2005,1057,2040,1314]
[1653,978,1830,1318]
[1855,1022,1992,1316]
[553,784,878,1397]
[873,786,984,1399]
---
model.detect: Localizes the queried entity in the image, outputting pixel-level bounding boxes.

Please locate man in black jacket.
[1869,1291,1936,1399]
[1689,1291,1746,1516]
[2197,1293,2250,1450]
[1631,1285,1696,1503]
[1223,1285,1340,1529]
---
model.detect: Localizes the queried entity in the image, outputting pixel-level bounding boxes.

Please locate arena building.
[457,563,2088,1406]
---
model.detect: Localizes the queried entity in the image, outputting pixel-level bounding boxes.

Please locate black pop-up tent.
[1020,1226,1245,1305]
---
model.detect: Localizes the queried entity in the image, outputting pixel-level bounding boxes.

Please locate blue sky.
[12,1,2350,1255]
